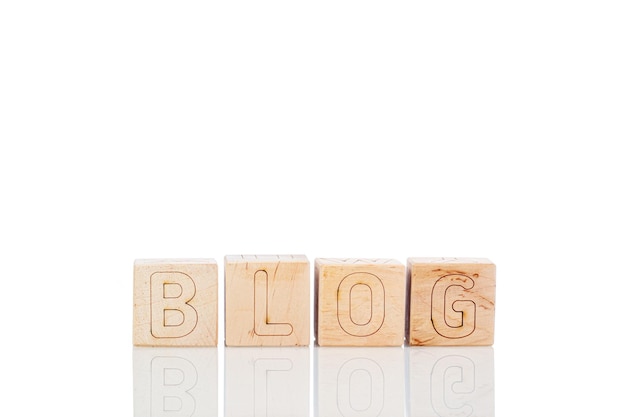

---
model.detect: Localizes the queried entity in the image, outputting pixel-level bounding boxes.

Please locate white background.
[1,0,624,415]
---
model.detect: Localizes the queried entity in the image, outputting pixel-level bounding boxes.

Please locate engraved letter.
[151,272,198,338]
[337,272,385,337]
[431,274,476,339]
[254,270,293,336]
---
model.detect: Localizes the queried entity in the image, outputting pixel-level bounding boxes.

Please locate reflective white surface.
[3,1,625,416]
[133,346,493,417]
[134,348,218,417]
[407,347,493,417]
[225,348,309,417]
[316,347,405,417]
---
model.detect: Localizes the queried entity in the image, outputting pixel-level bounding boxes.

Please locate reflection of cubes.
[133,347,218,417]
[134,259,218,346]
[225,255,310,346]
[407,258,496,346]
[316,347,405,417]
[315,258,406,346]
[225,347,309,417]
[407,347,494,417]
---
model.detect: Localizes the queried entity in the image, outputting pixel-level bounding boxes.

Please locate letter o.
[337,272,385,337]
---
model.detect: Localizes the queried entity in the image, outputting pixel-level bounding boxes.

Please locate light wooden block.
[225,255,310,346]
[315,258,406,346]
[407,257,496,346]
[133,259,218,346]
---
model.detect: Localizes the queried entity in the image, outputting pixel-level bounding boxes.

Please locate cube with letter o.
[315,258,406,346]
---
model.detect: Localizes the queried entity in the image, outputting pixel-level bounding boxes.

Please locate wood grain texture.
[133,259,218,346]
[315,258,405,346]
[407,257,495,346]
[225,255,310,346]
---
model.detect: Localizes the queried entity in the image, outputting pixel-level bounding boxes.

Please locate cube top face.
[225,254,308,263]
[316,258,403,265]
[407,257,492,264]
[134,258,214,265]
[315,258,406,347]
[225,255,310,346]
[407,257,495,346]
[133,259,218,347]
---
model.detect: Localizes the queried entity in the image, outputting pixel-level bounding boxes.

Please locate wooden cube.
[225,255,310,346]
[315,258,406,346]
[407,257,496,346]
[133,259,218,346]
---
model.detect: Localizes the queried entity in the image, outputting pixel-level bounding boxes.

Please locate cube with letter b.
[133,259,218,346]
[315,258,406,346]
[406,257,496,346]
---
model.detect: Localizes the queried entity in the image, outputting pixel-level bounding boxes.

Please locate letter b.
[151,271,198,338]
